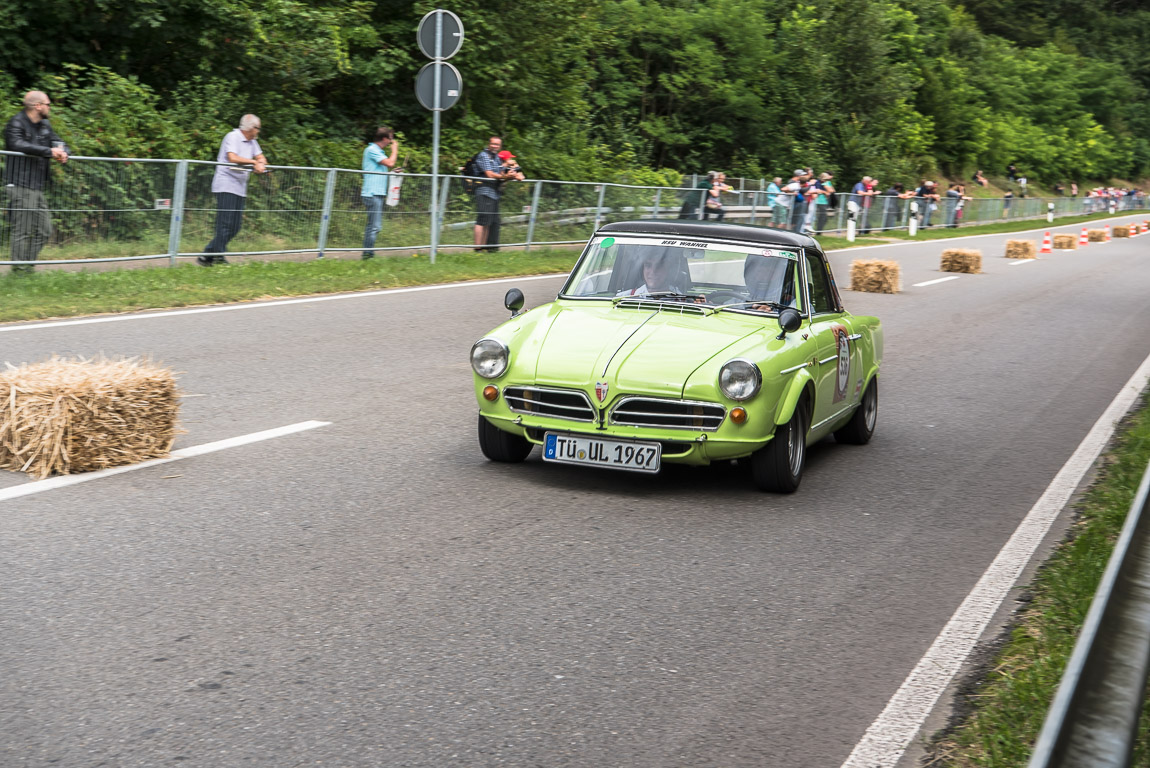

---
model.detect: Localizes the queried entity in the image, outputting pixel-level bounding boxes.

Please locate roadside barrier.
[1028,460,1150,768]
[1088,229,1106,242]
[1053,234,1077,250]
[1113,225,1132,238]
[1007,239,1039,259]
[0,150,1146,268]
[940,248,982,273]
[849,260,901,293]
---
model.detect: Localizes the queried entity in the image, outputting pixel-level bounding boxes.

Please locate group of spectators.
[678,169,982,234]
[2,89,531,271]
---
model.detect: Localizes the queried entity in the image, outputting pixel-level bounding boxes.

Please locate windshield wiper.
[712,300,788,313]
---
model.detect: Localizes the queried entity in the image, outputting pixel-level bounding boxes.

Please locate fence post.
[316,168,337,259]
[749,190,758,224]
[167,160,188,268]
[437,176,451,235]
[592,184,607,232]
[525,180,543,251]
[651,188,662,220]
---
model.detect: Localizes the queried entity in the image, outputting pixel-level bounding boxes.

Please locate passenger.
[743,253,798,310]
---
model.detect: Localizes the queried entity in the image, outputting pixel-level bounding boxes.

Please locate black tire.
[751,402,808,493]
[834,378,878,445]
[477,415,533,463]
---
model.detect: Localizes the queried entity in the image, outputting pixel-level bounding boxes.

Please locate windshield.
[560,235,803,313]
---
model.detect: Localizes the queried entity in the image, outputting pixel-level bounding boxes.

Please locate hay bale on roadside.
[0,356,181,479]
[1113,225,1132,238]
[1088,229,1106,242]
[940,248,982,274]
[1005,240,1037,259]
[849,260,901,294]
[1053,234,1077,250]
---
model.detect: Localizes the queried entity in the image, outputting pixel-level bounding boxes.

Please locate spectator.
[914,180,941,227]
[786,169,809,233]
[1053,182,1064,196]
[360,126,399,260]
[768,176,790,230]
[1070,182,1079,197]
[1002,188,1014,217]
[944,183,972,228]
[3,90,69,274]
[765,176,783,225]
[812,172,835,232]
[704,172,733,221]
[678,173,711,220]
[971,169,988,187]
[472,136,523,252]
[1006,163,1017,182]
[851,176,878,233]
[202,114,267,266]
[880,182,912,231]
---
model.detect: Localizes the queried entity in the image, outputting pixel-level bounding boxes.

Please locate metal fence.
[1,150,1146,268]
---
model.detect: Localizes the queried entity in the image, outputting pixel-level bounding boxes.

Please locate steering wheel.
[703,290,748,305]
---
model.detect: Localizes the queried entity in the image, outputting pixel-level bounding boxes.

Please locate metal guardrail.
[1,150,1146,269]
[1029,459,1150,768]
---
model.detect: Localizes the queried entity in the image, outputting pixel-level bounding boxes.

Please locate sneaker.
[214,255,229,265]
[197,256,213,267]
[361,252,375,260]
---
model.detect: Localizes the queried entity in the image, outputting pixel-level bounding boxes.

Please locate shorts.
[476,195,500,228]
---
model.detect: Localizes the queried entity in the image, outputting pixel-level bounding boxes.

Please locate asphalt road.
[2,217,1148,767]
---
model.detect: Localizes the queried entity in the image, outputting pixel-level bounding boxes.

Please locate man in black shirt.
[4,91,69,273]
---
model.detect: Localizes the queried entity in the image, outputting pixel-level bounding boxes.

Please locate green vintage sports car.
[470,220,883,492]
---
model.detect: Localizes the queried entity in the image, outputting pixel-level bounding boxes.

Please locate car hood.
[522,302,760,397]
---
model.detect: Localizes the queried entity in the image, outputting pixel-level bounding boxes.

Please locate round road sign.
[417,9,464,60]
[415,61,462,111]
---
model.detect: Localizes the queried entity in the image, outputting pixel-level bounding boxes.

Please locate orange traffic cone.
[1079,227,1090,246]
[1143,221,1149,234]
[1104,225,1112,242]
[1040,231,1053,254]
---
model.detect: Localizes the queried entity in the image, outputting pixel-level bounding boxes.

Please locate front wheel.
[750,404,807,493]
[834,378,877,445]
[478,415,533,463]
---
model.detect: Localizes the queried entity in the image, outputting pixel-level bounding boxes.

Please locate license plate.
[543,432,661,474]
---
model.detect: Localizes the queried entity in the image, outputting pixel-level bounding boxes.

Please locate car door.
[801,248,860,432]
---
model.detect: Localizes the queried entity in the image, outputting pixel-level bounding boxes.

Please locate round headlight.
[471,338,509,379]
[719,359,762,401]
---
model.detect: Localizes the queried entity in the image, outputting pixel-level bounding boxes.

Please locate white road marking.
[1008,258,1039,266]
[0,274,565,334]
[0,420,330,503]
[911,276,961,287]
[838,349,1150,768]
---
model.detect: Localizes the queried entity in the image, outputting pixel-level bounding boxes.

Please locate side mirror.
[504,288,525,316]
[776,307,803,340]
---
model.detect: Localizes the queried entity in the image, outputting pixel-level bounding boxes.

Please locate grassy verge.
[928,393,1150,766]
[0,249,581,323]
[882,209,1147,240]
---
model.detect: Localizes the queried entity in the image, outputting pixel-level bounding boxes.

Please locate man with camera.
[472,136,524,252]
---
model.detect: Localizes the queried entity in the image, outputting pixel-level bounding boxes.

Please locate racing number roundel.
[831,324,850,403]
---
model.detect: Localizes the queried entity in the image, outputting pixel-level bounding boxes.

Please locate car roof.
[597,220,819,249]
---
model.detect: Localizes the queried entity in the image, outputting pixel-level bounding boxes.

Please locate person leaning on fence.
[678,173,712,219]
[880,182,912,231]
[201,114,266,266]
[360,126,398,260]
[4,91,69,274]
[704,172,733,221]
[765,177,785,227]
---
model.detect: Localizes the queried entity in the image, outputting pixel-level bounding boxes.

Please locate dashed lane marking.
[911,276,961,287]
[0,420,331,503]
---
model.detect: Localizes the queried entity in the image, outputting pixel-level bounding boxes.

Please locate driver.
[616,252,686,297]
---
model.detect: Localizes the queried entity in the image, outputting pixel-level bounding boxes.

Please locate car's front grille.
[503,386,596,422]
[610,397,726,431]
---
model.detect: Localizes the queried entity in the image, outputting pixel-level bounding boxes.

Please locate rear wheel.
[751,402,808,493]
[478,415,533,462]
[834,378,878,445]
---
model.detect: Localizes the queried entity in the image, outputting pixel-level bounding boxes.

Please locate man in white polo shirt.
[201,114,267,266]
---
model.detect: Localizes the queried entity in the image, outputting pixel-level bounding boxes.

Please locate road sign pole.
[429,12,443,264]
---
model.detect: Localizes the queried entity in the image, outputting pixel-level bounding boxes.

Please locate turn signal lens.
[730,407,747,424]
[483,385,499,401]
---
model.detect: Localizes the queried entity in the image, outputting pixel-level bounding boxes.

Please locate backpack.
[461,151,484,195]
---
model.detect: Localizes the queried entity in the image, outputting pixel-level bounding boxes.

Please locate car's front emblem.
[595,381,610,402]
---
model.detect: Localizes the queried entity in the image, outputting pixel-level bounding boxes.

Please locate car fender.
[773,368,815,426]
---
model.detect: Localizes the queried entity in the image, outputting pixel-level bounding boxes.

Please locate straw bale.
[1052,234,1077,250]
[1113,225,1132,238]
[1087,229,1106,242]
[849,260,901,294]
[0,356,181,479]
[940,248,982,274]
[1004,240,1037,259]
